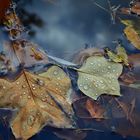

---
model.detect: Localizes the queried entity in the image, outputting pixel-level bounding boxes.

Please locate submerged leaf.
[48,55,77,66]
[4,41,49,68]
[77,56,123,100]
[0,66,74,140]
[86,99,106,119]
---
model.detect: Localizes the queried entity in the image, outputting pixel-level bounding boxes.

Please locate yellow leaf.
[124,26,140,50]
[104,48,123,63]
[77,56,123,100]
[0,66,74,140]
[121,20,140,50]
[116,46,129,66]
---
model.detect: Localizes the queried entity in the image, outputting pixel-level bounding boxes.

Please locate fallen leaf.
[73,48,104,65]
[0,0,11,23]
[120,1,140,17]
[121,20,140,50]
[115,98,136,126]
[86,99,106,119]
[120,72,136,85]
[104,46,129,67]
[0,66,74,140]
[30,47,44,61]
[104,48,123,63]
[3,41,49,68]
[116,46,129,66]
[124,26,140,50]
[53,129,87,140]
[77,56,123,100]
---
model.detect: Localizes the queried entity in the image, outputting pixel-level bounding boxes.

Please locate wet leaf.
[120,1,140,17]
[73,96,109,120]
[0,0,11,22]
[116,46,129,66]
[104,48,123,63]
[4,41,49,68]
[121,20,140,50]
[120,72,136,85]
[0,66,74,140]
[85,99,106,119]
[77,56,123,100]
[115,98,136,125]
[104,46,129,67]
[73,48,104,65]
[53,129,87,140]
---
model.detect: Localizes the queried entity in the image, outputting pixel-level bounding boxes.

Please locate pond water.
[0,0,140,140]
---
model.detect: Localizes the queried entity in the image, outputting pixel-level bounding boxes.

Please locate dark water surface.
[0,0,140,140]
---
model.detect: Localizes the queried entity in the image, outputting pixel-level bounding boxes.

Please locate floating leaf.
[120,72,136,85]
[0,0,11,22]
[86,99,105,119]
[120,1,140,17]
[104,48,123,63]
[77,56,123,100]
[124,26,140,50]
[116,46,129,66]
[121,20,140,50]
[0,66,74,140]
[48,55,77,66]
[73,48,104,65]
[53,129,87,140]
[86,99,106,119]
[104,46,129,67]
[115,98,136,125]
[4,41,49,68]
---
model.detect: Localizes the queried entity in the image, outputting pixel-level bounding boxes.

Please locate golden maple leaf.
[0,66,74,140]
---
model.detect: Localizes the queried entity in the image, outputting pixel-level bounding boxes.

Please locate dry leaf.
[77,56,123,100]
[0,66,74,140]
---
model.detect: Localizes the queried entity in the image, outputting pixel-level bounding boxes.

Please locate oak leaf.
[0,66,74,140]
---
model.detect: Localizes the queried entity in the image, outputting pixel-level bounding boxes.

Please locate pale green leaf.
[77,56,123,100]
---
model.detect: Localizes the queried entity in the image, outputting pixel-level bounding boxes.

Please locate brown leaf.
[73,48,104,65]
[0,66,74,140]
[4,41,49,68]
[120,72,136,85]
[115,98,136,126]
[86,99,106,119]
[0,0,11,23]
[125,27,140,50]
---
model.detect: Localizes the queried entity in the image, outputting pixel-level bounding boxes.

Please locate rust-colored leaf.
[115,98,136,126]
[120,72,136,85]
[86,99,106,119]
[0,0,11,23]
